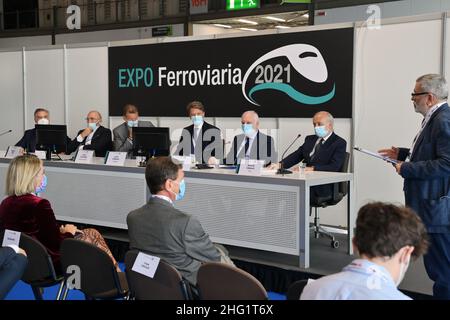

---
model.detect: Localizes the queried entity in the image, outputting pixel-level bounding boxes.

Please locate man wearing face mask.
[113,104,154,155]
[215,110,276,166]
[269,111,346,200]
[176,101,222,164]
[67,111,112,157]
[127,157,233,287]
[15,108,50,152]
[301,202,429,300]
[379,74,450,299]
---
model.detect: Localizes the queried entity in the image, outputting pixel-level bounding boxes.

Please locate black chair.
[197,262,268,300]
[15,233,65,300]
[286,279,309,300]
[60,238,128,300]
[124,250,191,300]
[310,152,350,248]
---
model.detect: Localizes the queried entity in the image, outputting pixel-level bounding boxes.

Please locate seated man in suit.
[67,111,112,157]
[113,104,154,155]
[127,157,233,287]
[269,111,346,200]
[15,108,50,152]
[175,101,222,164]
[209,111,277,166]
[0,245,27,299]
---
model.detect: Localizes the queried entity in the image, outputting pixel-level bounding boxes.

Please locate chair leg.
[62,286,70,300]
[31,286,44,300]
[314,207,320,239]
[56,281,65,300]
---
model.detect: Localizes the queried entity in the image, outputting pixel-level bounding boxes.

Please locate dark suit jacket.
[176,121,222,164]
[282,132,347,199]
[225,131,277,165]
[67,126,112,157]
[0,247,27,299]
[398,103,450,233]
[127,197,221,285]
[0,194,73,272]
[15,128,37,152]
[113,120,154,153]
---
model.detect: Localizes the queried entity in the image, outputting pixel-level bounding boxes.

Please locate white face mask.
[37,118,49,125]
[395,257,411,286]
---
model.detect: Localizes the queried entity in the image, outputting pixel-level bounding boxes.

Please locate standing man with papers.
[379,74,450,299]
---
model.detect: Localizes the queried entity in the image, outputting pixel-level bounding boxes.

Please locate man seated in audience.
[67,111,112,157]
[176,101,222,164]
[268,111,346,200]
[208,110,277,166]
[127,157,233,287]
[16,108,50,153]
[0,245,27,299]
[113,104,154,155]
[300,202,429,300]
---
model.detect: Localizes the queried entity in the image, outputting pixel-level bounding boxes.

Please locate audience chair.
[60,238,128,300]
[124,250,191,300]
[286,279,309,300]
[197,262,268,300]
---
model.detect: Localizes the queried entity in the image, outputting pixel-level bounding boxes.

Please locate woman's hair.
[6,154,42,196]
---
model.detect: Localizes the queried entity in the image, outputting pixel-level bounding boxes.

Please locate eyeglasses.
[411,92,430,97]
[85,117,99,121]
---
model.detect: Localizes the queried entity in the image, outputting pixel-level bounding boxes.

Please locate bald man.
[224,110,277,166]
[67,111,113,157]
[270,111,346,198]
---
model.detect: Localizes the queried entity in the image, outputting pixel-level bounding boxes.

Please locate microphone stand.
[277,134,302,176]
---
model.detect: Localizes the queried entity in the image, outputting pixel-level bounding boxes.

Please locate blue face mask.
[314,125,328,138]
[88,122,97,130]
[127,120,138,128]
[35,174,47,194]
[171,179,186,201]
[242,123,255,137]
[191,115,204,127]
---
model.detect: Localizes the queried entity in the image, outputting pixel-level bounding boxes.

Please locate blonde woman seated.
[0,154,120,273]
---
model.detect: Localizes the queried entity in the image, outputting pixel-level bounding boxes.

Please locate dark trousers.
[423,233,450,299]
[0,248,28,299]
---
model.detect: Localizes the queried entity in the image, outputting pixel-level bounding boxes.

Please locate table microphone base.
[277,168,293,175]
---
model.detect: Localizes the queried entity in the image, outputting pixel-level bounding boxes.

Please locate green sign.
[226,0,260,10]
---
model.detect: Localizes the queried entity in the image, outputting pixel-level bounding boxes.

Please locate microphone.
[277,134,302,175]
[0,129,12,137]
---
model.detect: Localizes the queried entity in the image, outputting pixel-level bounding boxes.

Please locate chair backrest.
[17,233,59,284]
[338,151,351,196]
[197,262,268,300]
[124,250,190,300]
[286,279,309,300]
[60,238,124,299]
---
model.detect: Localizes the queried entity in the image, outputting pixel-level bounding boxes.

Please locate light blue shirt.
[300,259,411,300]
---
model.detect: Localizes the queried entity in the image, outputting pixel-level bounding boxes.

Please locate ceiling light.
[264,16,286,22]
[236,19,258,25]
[213,24,232,29]
[275,25,291,29]
[239,27,258,32]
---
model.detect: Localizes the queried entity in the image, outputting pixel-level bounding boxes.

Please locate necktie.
[310,138,323,161]
[244,137,250,155]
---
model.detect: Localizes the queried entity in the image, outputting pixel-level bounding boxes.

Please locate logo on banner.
[241,44,335,106]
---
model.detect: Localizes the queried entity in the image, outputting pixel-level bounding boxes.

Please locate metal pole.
[52,6,57,45]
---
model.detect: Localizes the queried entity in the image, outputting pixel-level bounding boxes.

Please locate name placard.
[105,151,127,166]
[238,159,265,176]
[172,155,192,171]
[4,146,24,159]
[74,150,95,164]
[131,252,161,278]
[2,229,21,247]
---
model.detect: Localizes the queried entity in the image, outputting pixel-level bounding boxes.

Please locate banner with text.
[109,28,353,118]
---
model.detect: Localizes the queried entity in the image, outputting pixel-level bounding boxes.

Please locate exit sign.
[226,0,260,10]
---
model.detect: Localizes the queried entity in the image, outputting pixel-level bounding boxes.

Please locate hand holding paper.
[354,146,399,164]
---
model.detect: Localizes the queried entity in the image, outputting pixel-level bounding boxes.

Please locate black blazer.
[15,128,37,152]
[176,121,222,164]
[67,126,112,157]
[282,132,346,200]
[282,132,347,171]
[225,131,277,165]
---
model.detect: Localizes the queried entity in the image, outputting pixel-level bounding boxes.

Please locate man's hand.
[378,146,399,161]
[128,127,133,139]
[60,224,77,235]
[267,162,280,170]
[80,127,93,138]
[208,157,219,165]
[395,161,403,174]
[18,248,27,256]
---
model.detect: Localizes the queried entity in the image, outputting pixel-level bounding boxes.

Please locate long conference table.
[0,155,354,269]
